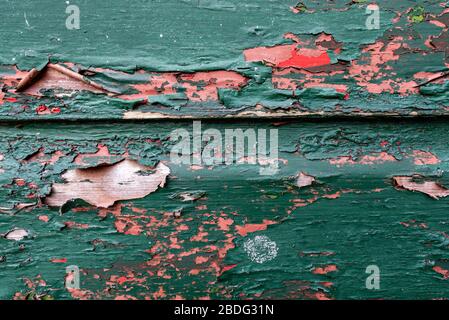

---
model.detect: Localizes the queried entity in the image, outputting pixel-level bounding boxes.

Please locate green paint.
[1,0,391,69]
[0,120,448,299]
[0,1,447,119]
[1,0,449,301]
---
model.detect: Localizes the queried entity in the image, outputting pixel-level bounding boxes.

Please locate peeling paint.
[1,0,449,301]
[45,160,170,208]
[393,175,449,199]
[0,0,446,120]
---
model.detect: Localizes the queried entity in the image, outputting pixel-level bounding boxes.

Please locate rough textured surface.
[0,0,447,119]
[1,0,449,300]
[0,121,448,299]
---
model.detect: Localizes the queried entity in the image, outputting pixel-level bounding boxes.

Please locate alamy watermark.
[244,235,278,264]
[65,3,80,30]
[365,265,380,290]
[65,265,80,290]
[365,4,380,30]
[169,121,279,175]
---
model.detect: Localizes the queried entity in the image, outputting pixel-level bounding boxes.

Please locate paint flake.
[393,175,449,199]
[45,160,170,208]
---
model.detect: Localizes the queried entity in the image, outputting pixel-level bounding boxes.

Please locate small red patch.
[36,105,48,113]
[312,264,338,275]
[38,215,49,223]
[116,276,128,285]
[235,219,276,236]
[220,264,237,274]
[14,179,26,186]
[433,266,449,279]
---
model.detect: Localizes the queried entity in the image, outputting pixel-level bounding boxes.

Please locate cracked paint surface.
[0,0,447,119]
[1,0,449,301]
[0,121,448,299]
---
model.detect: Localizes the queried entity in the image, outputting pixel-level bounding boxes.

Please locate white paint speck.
[4,228,29,241]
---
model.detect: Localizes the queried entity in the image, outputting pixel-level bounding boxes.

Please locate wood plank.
[1,0,449,301]
[0,0,447,120]
[0,120,448,299]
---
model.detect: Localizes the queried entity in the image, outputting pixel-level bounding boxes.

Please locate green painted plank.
[0,120,449,299]
[0,0,447,120]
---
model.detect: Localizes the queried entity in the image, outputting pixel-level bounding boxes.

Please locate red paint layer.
[244,45,330,68]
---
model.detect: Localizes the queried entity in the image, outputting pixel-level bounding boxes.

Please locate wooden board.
[0,0,449,300]
[0,120,448,299]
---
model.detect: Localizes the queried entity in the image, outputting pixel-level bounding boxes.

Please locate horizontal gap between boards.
[1,114,449,125]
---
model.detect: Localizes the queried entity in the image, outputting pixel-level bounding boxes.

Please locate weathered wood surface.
[0,0,448,120]
[1,0,449,300]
